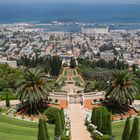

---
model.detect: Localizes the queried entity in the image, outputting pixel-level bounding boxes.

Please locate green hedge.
[91,107,112,135]
[92,133,110,140]
[61,136,70,140]
[44,107,59,124]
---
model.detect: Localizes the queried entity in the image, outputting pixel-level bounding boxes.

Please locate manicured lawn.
[0,114,54,140]
[73,77,82,83]
[57,76,66,83]
[64,69,68,76]
[112,117,140,140]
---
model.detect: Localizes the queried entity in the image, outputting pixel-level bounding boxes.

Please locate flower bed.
[112,108,138,121]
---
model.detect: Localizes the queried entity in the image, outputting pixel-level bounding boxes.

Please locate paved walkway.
[0,100,20,107]
[68,104,92,140]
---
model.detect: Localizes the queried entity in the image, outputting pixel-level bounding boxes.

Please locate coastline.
[1,21,140,33]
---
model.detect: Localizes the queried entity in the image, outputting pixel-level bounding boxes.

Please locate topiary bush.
[60,108,65,130]
[121,117,130,140]
[91,107,112,135]
[44,107,59,124]
[38,117,50,140]
[55,112,63,136]
[87,124,95,133]
[129,117,139,140]
[61,136,70,140]
[92,133,110,140]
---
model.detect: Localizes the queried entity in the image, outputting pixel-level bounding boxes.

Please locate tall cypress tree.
[122,117,130,140]
[129,117,139,140]
[55,112,63,136]
[6,92,10,107]
[91,108,96,124]
[60,108,65,130]
[50,56,62,77]
[44,57,51,74]
[97,109,102,131]
[38,118,47,140]
[43,119,50,140]
[101,113,107,134]
[70,58,76,68]
[106,113,112,136]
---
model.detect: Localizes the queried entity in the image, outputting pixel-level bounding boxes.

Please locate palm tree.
[105,70,138,111]
[16,69,49,114]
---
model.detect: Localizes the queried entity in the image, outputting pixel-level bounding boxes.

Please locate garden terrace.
[0,114,55,140]
[57,68,85,87]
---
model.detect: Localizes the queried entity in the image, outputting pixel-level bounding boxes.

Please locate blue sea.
[0,3,140,31]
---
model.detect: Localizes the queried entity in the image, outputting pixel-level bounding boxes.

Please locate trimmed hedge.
[38,117,47,140]
[129,117,139,140]
[121,117,130,140]
[44,107,59,124]
[55,112,63,136]
[91,107,112,135]
[92,133,110,140]
[61,136,70,140]
[60,108,65,130]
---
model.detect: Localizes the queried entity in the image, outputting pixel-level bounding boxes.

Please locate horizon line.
[0,2,140,5]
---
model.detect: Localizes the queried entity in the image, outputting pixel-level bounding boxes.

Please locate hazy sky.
[0,0,140,4]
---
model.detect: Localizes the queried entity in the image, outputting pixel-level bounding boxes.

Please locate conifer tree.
[60,108,65,130]
[91,108,96,124]
[97,109,102,131]
[6,92,10,107]
[101,113,107,134]
[70,58,76,68]
[50,56,62,77]
[55,112,63,136]
[106,113,112,136]
[38,118,47,140]
[122,118,130,140]
[43,119,50,140]
[129,117,139,140]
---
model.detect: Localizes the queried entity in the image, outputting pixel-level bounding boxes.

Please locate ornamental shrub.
[121,118,130,140]
[38,118,47,140]
[92,132,110,140]
[55,112,63,136]
[44,107,59,124]
[129,117,139,140]
[6,92,10,107]
[60,108,65,130]
[43,119,50,140]
[91,107,111,135]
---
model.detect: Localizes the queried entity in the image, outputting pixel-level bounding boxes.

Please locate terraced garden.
[57,68,84,87]
[0,114,54,140]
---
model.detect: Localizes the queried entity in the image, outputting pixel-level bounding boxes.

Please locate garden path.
[0,100,20,107]
[68,104,92,140]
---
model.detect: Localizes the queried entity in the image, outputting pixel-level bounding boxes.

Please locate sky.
[0,0,140,4]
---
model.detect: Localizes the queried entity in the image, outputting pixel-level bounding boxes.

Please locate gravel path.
[68,104,92,140]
